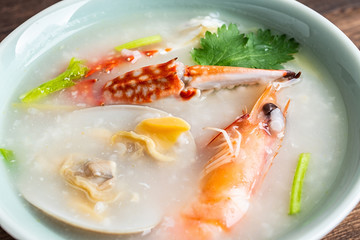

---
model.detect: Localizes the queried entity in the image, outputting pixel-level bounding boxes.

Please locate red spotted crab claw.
[99,58,300,105]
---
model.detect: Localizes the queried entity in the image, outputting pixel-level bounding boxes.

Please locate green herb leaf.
[115,34,162,51]
[191,24,299,69]
[0,148,15,163]
[20,58,88,103]
[289,153,310,215]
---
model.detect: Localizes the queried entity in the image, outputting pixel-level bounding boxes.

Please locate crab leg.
[185,65,300,90]
[101,58,300,105]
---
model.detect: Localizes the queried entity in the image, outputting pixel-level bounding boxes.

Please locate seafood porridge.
[0,11,347,240]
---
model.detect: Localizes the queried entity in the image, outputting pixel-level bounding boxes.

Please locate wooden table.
[0,0,359,239]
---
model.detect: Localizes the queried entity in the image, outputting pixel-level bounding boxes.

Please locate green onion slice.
[20,57,88,103]
[115,34,162,51]
[289,153,311,215]
[0,148,15,163]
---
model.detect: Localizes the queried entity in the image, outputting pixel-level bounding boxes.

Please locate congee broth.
[1,10,347,240]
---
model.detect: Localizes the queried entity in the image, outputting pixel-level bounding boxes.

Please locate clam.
[18,105,196,234]
[60,154,120,203]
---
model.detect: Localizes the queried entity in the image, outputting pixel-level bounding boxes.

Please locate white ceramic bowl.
[0,0,360,239]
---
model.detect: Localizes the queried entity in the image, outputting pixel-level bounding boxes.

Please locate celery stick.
[289,153,311,215]
[115,34,162,51]
[20,58,88,103]
[0,148,15,163]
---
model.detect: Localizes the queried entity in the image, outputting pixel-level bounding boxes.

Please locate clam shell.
[18,105,196,234]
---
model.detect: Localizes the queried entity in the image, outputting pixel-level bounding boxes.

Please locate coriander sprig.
[191,24,299,69]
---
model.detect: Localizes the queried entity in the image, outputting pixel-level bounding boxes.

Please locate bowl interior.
[0,0,360,239]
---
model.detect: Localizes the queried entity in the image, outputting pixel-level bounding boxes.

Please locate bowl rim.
[0,0,360,239]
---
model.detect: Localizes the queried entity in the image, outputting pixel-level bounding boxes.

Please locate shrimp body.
[167,83,290,240]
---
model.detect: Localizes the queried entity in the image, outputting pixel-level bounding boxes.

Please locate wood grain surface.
[0,0,359,239]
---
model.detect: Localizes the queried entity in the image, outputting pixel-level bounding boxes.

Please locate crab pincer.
[100,58,300,105]
[185,65,300,90]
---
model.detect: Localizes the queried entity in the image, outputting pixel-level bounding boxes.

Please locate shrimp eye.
[262,103,278,116]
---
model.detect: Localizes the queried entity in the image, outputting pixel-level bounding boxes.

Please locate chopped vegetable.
[289,153,310,215]
[191,24,299,69]
[115,34,162,51]
[0,148,15,163]
[20,58,88,103]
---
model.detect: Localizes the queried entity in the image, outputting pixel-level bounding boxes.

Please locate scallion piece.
[289,153,310,215]
[20,58,88,103]
[115,34,162,51]
[0,148,15,163]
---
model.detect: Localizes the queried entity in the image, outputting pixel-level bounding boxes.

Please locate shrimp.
[158,81,291,240]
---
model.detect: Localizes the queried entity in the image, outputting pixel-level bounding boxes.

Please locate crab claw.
[185,65,300,90]
[102,58,185,104]
[101,58,300,105]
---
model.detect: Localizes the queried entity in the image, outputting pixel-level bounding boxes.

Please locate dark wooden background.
[0,0,359,239]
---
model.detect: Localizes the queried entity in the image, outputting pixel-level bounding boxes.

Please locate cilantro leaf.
[20,58,88,103]
[191,24,299,69]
